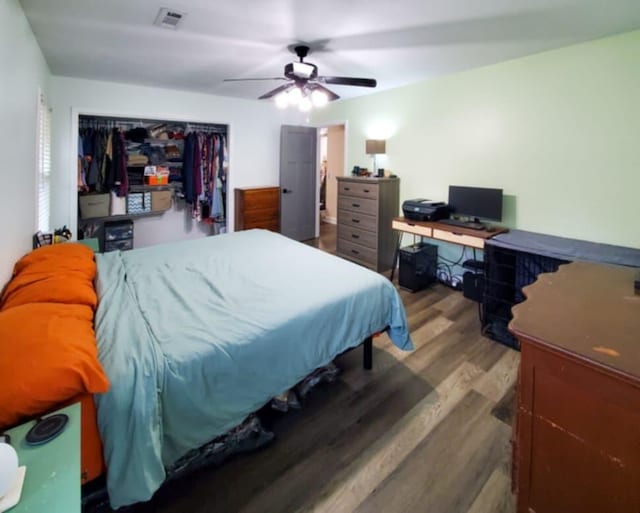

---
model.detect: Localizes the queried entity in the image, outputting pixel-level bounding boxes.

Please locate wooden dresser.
[234,186,280,232]
[336,176,399,272]
[509,261,640,513]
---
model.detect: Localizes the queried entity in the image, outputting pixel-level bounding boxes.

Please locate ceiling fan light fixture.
[287,87,303,106]
[292,62,315,79]
[274,92,289,109]
[311,89,328,108]
[299,96,312,113]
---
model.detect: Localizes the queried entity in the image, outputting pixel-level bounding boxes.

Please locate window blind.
[37,92,51,233]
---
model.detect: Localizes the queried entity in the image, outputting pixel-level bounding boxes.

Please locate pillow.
[0,303,109,429]
[1,243,97,310]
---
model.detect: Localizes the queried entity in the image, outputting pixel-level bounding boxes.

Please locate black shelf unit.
[482,244,568,349]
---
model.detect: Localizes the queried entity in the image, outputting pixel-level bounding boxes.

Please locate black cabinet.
[104,220,134,252]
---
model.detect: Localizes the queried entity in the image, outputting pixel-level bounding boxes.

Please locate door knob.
[282,188,292,194]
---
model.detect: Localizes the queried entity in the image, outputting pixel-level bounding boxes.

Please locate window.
[36,91,52,233]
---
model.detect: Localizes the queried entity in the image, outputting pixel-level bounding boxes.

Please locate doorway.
[318,124,345,226]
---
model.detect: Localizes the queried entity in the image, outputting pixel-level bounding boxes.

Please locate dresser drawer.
[242,188,279,211]
[338,196,378,216]
[242,206,279,224]
[337,239,377,266]
[338,225,378,249]
[338,181,379,200]
[244,219,279,232]
[338,210,378,232]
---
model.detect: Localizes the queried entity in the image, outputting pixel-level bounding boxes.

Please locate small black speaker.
[463,271,485,302]
[399,243,438,292]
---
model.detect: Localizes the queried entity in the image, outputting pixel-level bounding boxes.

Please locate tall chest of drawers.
[234,186,280,232]
[336,176,400,272]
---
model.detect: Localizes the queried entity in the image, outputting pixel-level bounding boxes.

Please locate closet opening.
[76,114,229,252]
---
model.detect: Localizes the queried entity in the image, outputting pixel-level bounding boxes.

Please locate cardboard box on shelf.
[151,190,172,212]
[79,194,110,219]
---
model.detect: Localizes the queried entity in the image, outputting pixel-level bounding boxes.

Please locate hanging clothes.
[182,132,196,203]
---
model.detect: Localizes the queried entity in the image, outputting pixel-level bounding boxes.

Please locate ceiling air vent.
[154,8,186,30]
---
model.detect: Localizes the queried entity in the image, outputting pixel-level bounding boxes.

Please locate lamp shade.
[0,442,18,498]
[365,139,386,155]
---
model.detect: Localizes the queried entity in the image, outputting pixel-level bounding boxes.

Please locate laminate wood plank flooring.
[94,223,519,513]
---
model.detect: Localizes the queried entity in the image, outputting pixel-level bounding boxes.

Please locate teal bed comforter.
[94,229,412,508]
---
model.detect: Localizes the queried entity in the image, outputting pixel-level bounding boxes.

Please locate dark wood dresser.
[336,176,399,272]
[234,186,280,232]
[509,261,640,513]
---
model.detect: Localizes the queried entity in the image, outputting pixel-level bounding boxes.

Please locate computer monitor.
[448,186,503,221]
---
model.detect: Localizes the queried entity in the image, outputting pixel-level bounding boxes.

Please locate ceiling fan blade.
[223,77,288,82]
[258,83,295,100]
[307,83,340,101]
[316,76,377,88]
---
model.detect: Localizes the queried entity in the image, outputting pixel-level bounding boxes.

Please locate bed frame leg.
[363,336,373,370]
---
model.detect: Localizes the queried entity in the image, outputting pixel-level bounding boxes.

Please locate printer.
[402,199,450,222]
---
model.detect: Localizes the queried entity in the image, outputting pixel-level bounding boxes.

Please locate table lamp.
[0,443,17,498]
[365,139,386,177]
[0,442,24,512]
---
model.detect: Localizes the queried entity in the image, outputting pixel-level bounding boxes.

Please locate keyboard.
[439,218,486,231]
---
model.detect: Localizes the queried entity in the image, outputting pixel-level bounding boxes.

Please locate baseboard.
[321,216,337,225]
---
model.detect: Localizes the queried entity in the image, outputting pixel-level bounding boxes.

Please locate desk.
[5,403,81,513]
[509,262,640,512]
[391,216,507,281]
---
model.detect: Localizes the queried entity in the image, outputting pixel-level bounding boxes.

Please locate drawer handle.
[351,249,360,255]
[351,234,360,239]
[352,203,360,208]
[344,187,350,191]
[363,189,370,193]
[352,219,360,223]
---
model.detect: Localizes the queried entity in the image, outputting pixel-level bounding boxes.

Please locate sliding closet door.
[280,125,317,241]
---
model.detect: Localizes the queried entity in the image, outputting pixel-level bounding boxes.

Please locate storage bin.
[151,190,172,212]
[145,174,169,186]
[79,194,110,219]
[127,192,152,214]
[104,220,134,241]
[104,239,134,252]
[110,191,127,216]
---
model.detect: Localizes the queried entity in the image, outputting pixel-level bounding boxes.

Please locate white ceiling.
[20,0,640,102]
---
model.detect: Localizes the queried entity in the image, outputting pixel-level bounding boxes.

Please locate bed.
[0,229,411,509]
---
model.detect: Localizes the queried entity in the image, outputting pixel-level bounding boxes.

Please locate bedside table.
[4,403,80,513]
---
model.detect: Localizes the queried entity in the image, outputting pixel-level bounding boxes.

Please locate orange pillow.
[1,243,97,310]
[12,243,95,276]
[0,303,109,429]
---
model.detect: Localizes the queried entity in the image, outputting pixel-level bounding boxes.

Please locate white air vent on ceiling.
[154,8,186,30]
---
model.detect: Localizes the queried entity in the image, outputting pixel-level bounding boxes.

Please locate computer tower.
[463,271,485,302]
[399,242,438,292]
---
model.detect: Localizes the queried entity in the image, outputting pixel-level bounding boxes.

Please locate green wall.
[312,29,640,248]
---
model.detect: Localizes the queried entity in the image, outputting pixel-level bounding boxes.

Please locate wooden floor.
[111,223,519,513]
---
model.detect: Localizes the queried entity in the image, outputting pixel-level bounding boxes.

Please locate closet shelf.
[79,210,170,223]
[144,138,186,144]
[129,184,181,193]
[127,162,183,168]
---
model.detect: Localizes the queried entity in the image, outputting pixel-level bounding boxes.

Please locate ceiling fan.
[223,45,377,111]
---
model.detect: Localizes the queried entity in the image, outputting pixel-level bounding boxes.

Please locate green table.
[4,403,80,513]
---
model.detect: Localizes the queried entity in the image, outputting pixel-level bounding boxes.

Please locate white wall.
[50,76,303,241]
[0,0,50,287]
